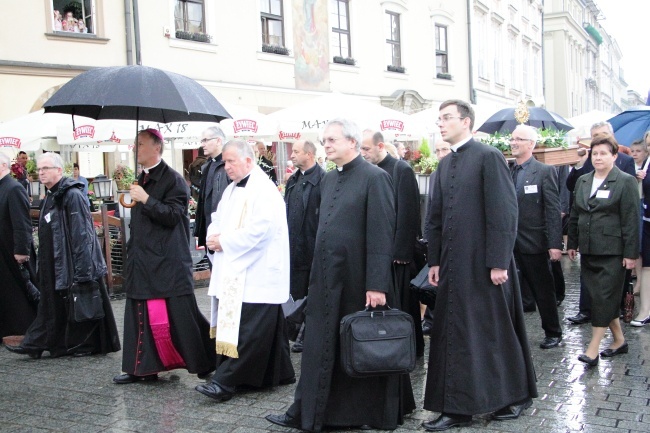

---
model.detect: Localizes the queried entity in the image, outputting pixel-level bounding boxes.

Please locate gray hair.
[37,152,64,168]
[326,118,361,150]
[223,139,255,160]
[204,125,226,141]
[0,153,10,168]
[590,121,614,135]
[513,124,539,145]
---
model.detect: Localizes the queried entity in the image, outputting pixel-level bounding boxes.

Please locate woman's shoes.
[5,344,43,359]
[600,342,629,357]
[630,316,650,327]
[578,353,599,367]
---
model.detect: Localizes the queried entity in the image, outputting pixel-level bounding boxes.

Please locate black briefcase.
[339,306,415,378]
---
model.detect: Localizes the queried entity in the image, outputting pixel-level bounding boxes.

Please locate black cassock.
[425,139,537,415]
[0,175,37,338]
[287,155,415,432]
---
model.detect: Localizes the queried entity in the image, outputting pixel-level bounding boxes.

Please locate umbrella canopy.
[477,107,573,134]
[608,106,650,146]
[43,65,231,124]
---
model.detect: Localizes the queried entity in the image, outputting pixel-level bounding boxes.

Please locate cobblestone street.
[1,257,649,433]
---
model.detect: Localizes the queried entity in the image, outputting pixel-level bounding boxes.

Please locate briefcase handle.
[364,304,393,317]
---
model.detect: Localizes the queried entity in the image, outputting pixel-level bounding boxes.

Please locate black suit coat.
[513,157,563,254]
[193,155,229,247]
[0,174,32,257]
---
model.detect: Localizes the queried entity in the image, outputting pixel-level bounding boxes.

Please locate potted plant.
[175,30,192,40]
[112,164,136,191]
[387,65,406,73]
[419,156,439,174]
[436,72,453,80]
[262,44,290,55]
[333,56,346,64]
[191,32,211,43]
[333,56,356,65]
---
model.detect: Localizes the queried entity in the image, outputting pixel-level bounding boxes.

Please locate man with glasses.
[194,126,229,252]
[509,125,563,350]
[422,100,537,431]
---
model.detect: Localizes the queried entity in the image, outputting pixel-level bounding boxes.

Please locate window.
[174,0,205,33]
[509,34,518,90]
[492,21,503,84]
[385,11,401,67]
[330,0,351,58]
[52,0,95,34]
[261,0,284,46]
[476,12,488,79]
[435,25,448,74]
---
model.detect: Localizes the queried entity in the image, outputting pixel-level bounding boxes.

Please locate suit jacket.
[566,150,636,193]
[193,155,229,247]
[0,174,32,257]
[568,166,639,258]
[513,157,563,254]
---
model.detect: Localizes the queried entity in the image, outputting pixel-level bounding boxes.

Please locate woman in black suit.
[567,135,639,366]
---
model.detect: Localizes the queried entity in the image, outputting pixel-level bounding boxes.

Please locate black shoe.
[5,344,43,359]
[523,306,537,313]
[279,376,296,385]
[577,354,599,367]
[556,299,563,307]
[567,313,590,324]
[540,336,562,349]
[422,320,433,336]
[492,399,532,420]
[422,413,471,431]
[113,373,158,384]
[291,340,303,353]
[195,382,234,402]
[72,351,95,357]
[600,342,629,358]
[266,413,301,429]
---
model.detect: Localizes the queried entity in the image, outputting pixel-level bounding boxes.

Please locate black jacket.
[193,155,229,247]
[566,151,636,193]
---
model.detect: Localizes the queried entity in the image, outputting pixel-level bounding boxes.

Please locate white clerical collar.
[450,135,472,152]
[143,160,162,173]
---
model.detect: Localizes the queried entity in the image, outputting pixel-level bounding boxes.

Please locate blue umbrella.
[608,106,650,146]
[477,107,573,134]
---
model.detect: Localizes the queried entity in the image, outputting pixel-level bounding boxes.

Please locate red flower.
[10,162,25,178]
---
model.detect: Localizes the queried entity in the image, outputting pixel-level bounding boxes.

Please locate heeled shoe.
[5,344,43,359]
[578,353,598,367]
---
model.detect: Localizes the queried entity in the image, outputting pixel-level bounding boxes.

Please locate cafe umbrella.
[43,65,231,207]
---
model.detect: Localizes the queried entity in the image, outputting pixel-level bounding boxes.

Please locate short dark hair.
[372,131,384,146]
[73,163,79,169]
[18,151,27,156]
[591,134,619,155]
[439,99,475,130]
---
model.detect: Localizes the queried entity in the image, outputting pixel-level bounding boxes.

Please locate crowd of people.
[0,99,647,432]
[53,9,88,33]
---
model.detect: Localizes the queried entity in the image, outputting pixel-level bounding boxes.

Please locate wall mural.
[292,0,330,91]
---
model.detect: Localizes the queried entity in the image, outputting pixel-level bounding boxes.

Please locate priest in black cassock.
[0,153,37,340]
[361,129,423,356]
[422,100,537,431]
[267,118,415,432]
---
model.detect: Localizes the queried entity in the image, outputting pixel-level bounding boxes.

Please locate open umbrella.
[608,106,650,146]
[477,107,573,134]
[43,65,231,207]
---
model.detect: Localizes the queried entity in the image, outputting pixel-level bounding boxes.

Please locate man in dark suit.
[194,126,230,252]
[566,121,636,324]
[510,125,563,349]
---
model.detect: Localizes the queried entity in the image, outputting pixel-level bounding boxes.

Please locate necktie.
[511,165,522,189]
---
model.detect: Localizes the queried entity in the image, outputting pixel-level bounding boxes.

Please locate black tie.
[511,165,522,189]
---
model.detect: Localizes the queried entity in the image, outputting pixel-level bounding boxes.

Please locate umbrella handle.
[119,182,138,209]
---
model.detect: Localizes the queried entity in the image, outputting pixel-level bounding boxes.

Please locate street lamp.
[416,173,430,196]
[92,175,113,199]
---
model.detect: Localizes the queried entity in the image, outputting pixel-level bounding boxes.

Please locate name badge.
[596,190,610,199]
[44,212,52,223]
[524,185,538,194]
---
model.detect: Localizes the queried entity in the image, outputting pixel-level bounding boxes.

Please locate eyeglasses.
[508,138,533,143]
[436,116,465,125]
[200,137,218,144]
[37,166,58,172]
[323,137,346,144]
[434,147,450,154]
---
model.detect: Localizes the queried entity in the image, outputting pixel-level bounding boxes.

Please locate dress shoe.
[630,315,650,327]
[113,373,158,384]
[291,340,303,353]
[567,313,590,325]
[72,351,95,357]
[422,320,433,336]
[539,336,562,349]
[265,413,301,429]
[195,382,234,402]
[523,306,537,313]
[279,376,296,385]
[577,354,599,367]
[5,344,43,359]
[422,413,471,431]
[600,342,629,358]
[556,299,563,307]
[492,399,532,420]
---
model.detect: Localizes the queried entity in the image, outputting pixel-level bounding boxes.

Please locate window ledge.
[169,37,218,53]
[384,71,409,80]
[44,32,109,44]
[433,77,455,86]
[256,51,295,64]
[330,63,359,73]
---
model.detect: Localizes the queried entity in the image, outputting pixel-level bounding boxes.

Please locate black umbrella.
[477,107,573,134]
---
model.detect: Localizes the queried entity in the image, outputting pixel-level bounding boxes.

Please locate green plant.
[419,156,439,174]
[63,162,73,178]
[112,164,136,190]
[418,139,431,159]
[25,158,37,177]
[482,132,511,152]
[326,160,337,172]
[538,129,569,148]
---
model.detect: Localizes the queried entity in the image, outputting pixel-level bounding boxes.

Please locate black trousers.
[514,250,562,338]
[552,260,566,303]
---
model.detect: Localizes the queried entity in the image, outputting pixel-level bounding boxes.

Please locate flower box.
[333,56,356,65]
[387,65,405,73]
[176,30,212,43]
[532,145,580,166]
[436,72,453,80]
[262,44,290,55]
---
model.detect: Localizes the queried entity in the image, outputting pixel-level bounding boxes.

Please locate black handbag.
[339,306,416,378]
[410,264,437,309]
[69,281,105,323]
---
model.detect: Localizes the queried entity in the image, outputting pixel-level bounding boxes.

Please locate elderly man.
[114,129,214,384]
[397,142,407,160]
[510,124,563,349]
[194,125,230,251]
[423,100,537,431]
[267,118,415,432]
[284,139,325,353]
[195,139,295,402]
[255,141,277,184]
[6,152,120,359]
[361,129,423,356]
[0,153,37,340]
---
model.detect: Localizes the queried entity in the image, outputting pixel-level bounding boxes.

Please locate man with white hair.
[509,125,563,349]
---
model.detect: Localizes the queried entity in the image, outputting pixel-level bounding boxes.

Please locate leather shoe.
[291,340,303,353]
[539,336,562,349]
[113,373,158,384]
[600,342,629,358]
[492,399,532,420]
[567,313,590,325]
[422,413,471,431]
[5,344,43,359]
[577,354,599,367]
[266,413,301,429]
[195,382,234,402]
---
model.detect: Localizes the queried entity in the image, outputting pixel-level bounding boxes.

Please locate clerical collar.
[450,135,472,152]
[236,174,251,187]
[301,164,317,176]
[143,160,162,173]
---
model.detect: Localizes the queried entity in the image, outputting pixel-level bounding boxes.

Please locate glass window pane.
[392,44,401,66]
[260,0,269,13]
[269,19,283,45]
[270,0,282,16]
[187,2,203,33]
[440,27,447,51]
[174,1,184,31]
